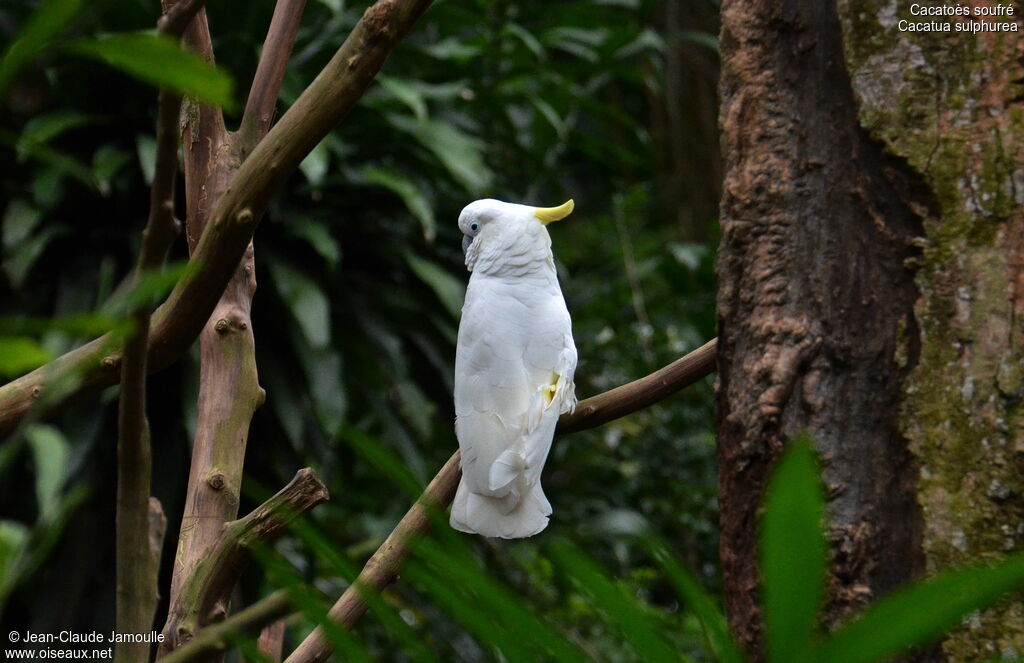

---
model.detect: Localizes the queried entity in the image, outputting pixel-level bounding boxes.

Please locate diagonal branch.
[284,341,718,663]
[557,338,716,435]
[152,340,718,663]
[158,0,209,37]
[238,0,308,152]
[0,0,434,438]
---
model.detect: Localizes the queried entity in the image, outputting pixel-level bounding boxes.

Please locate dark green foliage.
[1,0,718,657]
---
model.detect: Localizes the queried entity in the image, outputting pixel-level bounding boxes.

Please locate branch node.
[30,386,42,400]
[236,208,254,225]
[102,355,118,370]
[214,318,231,334]
[207,471,228,491]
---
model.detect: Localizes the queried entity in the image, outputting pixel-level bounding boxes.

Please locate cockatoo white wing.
[452,276,577,538]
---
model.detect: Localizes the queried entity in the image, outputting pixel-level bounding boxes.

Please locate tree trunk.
[716,0,1023,659]
[716,0,928,656]
[838,1,1024,659]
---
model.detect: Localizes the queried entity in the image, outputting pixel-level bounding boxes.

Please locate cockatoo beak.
[462,234,473,256]
[534,199,575,225]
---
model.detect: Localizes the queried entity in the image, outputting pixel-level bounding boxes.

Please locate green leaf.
[3,199,42,250]
[761,438,826,663]
[0,0,87,96]
[0,520,30,600]
[16,111,95,155]
[269,261,331,349]
[92,145,131,195]
[3,226,66,288]
[410,538,590,663]
[419,37,481,61]
[404,251,465,320]
[504,22,546,60]
[645,536,747,663]
[0,337,52,378]
[0,312,122,337]
[377,76,428,121]
[549,539,684,663]
[136,135,157,185]
[817,553,1024,663]
[287,217,341,267]
[68,32,235,110]
[103,261,189,316]
[388,115,493,195]
[360,166,436,242]
[299,142,329,187]
[25,424,70,518]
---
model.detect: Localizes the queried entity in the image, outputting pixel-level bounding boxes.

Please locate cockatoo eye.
[469,222,479,233]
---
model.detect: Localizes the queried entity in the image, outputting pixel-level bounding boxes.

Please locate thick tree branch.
[556,338,716,435]
[238,0,308,152]
[158,591,294,663]
[161,469,329,654]
[0,0,434,439]
[284,341,717,663]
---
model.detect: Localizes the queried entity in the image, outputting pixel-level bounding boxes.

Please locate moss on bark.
[838,2,1024,659]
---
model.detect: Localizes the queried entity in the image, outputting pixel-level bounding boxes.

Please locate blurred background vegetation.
[0,0,724,659]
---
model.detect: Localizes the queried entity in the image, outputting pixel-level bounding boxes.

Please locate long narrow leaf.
[645,537,747,663]
[0,0,86,95]
[549,538,688,662]
[67,32,235,109]
[761,438,826,663]
[816,553,1024,663]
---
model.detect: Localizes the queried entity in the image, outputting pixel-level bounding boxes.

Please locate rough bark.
[837,1,1024,658]
[716,0,932,656]
[164,0,293,646]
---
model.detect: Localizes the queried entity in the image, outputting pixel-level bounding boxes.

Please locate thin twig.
[238,0,308,152]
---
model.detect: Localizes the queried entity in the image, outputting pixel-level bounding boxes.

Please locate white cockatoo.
[450,198,578,539]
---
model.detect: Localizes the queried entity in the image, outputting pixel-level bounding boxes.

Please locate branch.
[158,0,209,37]
[556,338,717,435]
[0,0,434,438]
[114,67,187,658]
[147,341,718,663]
[161,469,329,654]
[158,591,293,663]
[257,621,286,663]
[284,341,718,663]
[238,0,308,152]
[284,454,460,663]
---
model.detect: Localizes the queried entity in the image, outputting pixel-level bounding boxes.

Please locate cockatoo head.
[458,198,574,275]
